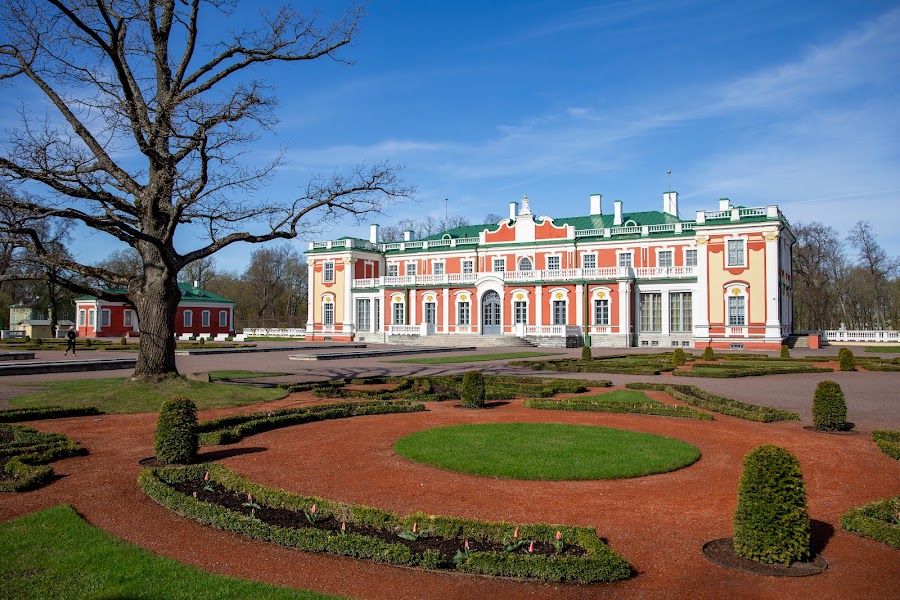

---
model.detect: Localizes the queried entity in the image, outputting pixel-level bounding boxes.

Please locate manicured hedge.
[197,400,426,445]
[461,371,486,408]
[625,383,799,422]
[523,398,713,420]
[140,464,632,583]
[812,381,847,432]
[672,363,832,378]
[509,358,671,376]
[872,430,900,459]
[0,405,102,422]
[840,495,900,549]
[0,424,85,492]
[733,445,810,565]
[284,375,602,404]
[154,396,198,464]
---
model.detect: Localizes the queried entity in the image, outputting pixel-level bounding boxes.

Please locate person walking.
[65,326,77,356]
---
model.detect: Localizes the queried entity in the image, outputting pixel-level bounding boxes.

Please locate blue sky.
[5,0,900,271]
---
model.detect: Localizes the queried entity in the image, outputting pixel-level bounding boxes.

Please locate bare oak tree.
[0,1,413,376]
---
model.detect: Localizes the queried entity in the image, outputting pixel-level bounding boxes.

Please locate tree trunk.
[133,269,180,378]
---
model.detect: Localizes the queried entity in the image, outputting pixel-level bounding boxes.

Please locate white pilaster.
[693,238,710,341]
[618,281,631,347]
[764,230,781,341]
[536,285,543,326]
[306,260,316,334]
[442,288,450,333]
[410,289,417,325]
[343,258,353,334]
[575,285,583,327]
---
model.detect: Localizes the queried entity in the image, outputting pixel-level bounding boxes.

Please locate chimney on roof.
[663,191,678,217]
[613,200,623,226]
[590,193,602,216]
[509,201,517,220]
[719,198,731,211]
[403,230,412,242]
[369,224,379,243]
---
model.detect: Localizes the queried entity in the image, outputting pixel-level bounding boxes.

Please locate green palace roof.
[74,283,234,304]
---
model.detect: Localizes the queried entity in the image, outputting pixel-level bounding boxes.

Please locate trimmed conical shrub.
[813,381,847,431]
[460,371,486,408]
[733,445,810,565]
[780,344,790,358]
[702,346,715,361]
[154,396,198,464]
[581,345,592,361]
[672,348,686,367]
[838,348,856,371]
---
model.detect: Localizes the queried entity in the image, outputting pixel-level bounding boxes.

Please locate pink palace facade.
[304,192,794,350]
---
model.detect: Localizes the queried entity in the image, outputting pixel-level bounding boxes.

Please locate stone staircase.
[784,334,810,349]
[384,334,538,348]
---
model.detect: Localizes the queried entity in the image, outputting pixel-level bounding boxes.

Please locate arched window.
[518,257,533,271]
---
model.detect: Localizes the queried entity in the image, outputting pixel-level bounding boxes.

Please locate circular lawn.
[394,422,700,480]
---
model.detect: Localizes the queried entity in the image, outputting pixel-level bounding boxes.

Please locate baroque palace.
[305,192,794,350]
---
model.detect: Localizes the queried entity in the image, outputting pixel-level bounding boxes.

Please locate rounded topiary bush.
[32,337,43,346]
[733,445,810,565]
[812,380,847,431]
[119,337,127,345]
[780,344,790,358]
[83,338,92,347]
[838,348,855,371]
[672,348,686,367]
[581,345,592,361]
[460,371,486,408]
[198,337,205,346]
[702,346,715,361]
[154,396,199,464]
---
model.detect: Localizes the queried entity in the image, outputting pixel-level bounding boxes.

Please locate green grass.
[388,351,561,364]
[0,505,338,599]
[864,346,900,353]
[10,377,288,414]
[207,370,291,381]
[394,423,700,480]
[569,390,662,404]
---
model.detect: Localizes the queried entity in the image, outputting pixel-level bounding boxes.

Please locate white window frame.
[517,257,533,271]
[387,263,399,277]
[594,298,609,326]
[406,262,417,276]
[356,298,371,331]
[582,253,597,269]
[433,262,445,276]
[392,299,405,325]
[685,248,698,267]
[670,292,692,333]
[100,309,111,327]
[639,293,662,333]
[726,238,747,268]
[88,310,95,327]
[219,311,228,327]
[323,261,335,283]
[183,310,192,328]
[657,249,674,268]
[546,255,561,271]
[201,310,210,328]
[492,257,506,272]
[461,260,474,274]
[724,283,749,327]
[457,300,470,325]
[617,251,633,268]
[123,310,133,327]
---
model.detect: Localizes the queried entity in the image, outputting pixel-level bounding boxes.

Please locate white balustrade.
[822,330,899,342]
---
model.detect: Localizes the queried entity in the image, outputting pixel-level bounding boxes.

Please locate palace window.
[219,311,228,327]
[685,248,698,267]
[462,260,474,274]
[457,301,470,325]
[658,250,673,268]
[201,311,210,328]
[433,262,444,275]
[100,310,111,327]
[514,301,527,324]
[552,300,567,325]
[582,254,597,269]
[124,310,133,327]
[546,255,561,271]
[728,296,746,326]
[493,258,506,272]
[726,239,746,268]
[639,293,662,332]
[183,310,192,328]
[392,301,405,325]
[323,261,334,283]
[387,263,399,277]
[323,301,334,326]
[518,257,533,271]
[670,292,692,332]
[406,263,417,276]
[618,252,633,268]
[594,299,609,325]
[356,299,371,331]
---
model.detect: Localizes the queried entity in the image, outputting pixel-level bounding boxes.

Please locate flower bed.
[140,464,632,583]
[840,496,900,549]
[625,383,799,422]
[197,400,426,445]
[0,424,85,491]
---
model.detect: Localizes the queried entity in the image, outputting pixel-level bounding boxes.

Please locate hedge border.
[139,464,632,583]
[0,405,102,423]
[0,424,86,491]
[872,430,900,460]
[625,383,799,422]
[197,400,426,445]
[672,365,833,378]
[840,496,900,549]
[523,398,713,420]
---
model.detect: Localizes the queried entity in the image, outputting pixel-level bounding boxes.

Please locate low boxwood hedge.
[197,400,426,445]
[0,424,85,491]
[523,398,713,420]
[140,464,632,583]
[625,383,799,422]
[840,495,900,549]
[0,405,102,422]
[672,364,832,378]
[872,430,900,459]
[510,358,672,376]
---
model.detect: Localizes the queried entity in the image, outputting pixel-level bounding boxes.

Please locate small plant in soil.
[242,491,261,510]
[305,503,318,523]
[503,527,530,552]
[398,522,432,541]
[553,530,565,553]
[812,381,847,431]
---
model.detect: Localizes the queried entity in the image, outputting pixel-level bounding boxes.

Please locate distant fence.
[241,328,306,338]
[820,330,899,343]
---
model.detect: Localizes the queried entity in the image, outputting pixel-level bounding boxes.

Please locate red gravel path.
[2,388,898,600]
